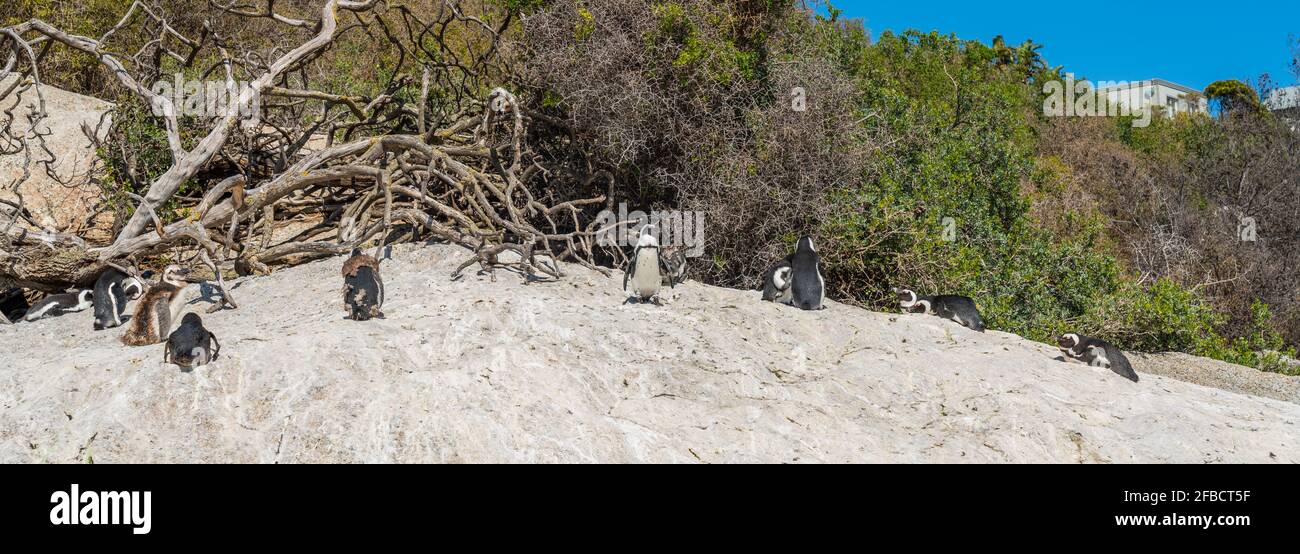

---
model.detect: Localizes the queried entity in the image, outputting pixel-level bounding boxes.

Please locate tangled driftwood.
[1,1,619,309]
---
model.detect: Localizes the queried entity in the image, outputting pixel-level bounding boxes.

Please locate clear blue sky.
[833,0,1299,90]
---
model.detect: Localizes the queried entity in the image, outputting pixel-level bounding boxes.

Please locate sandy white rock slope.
[1,243,1297,463]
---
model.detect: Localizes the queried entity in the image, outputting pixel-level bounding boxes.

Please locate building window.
[1167,97,1179,113]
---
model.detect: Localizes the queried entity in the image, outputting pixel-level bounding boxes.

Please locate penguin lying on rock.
[165,313,221,370]
[23,290,93,322]
[342,249,385,321]
[895,288,985,332]
[1057,333,1139,382]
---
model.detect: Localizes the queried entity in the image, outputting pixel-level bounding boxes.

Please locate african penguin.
[121,265,192,346]
[165,313,221,370]
[623,225,674,304]
[895,288,986,332]
[1057,333,1139,383]
[761,259,794,304]
[93,267,145,330]
[342,249,385,321]
[23,290,93,322]
[660,245,688,287]
[788,236,825,311]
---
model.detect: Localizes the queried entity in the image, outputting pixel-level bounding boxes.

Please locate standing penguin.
[93,267,145,330]
[121,266,192,346]
[788,236,825,311]
[660,245,688,287]
[342,249,384,321]
[895,288,986,332]
[1057,333,1139,383]
[624,225,674,304]
[761,259,794,304]
[165,313,221,370]
[23,290,94,322]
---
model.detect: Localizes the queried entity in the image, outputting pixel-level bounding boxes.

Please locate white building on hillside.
[1098,79,1208,118]
[1265,86,1300,110]
[1266,86,1300,130]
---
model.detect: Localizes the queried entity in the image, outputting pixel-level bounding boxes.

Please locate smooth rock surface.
[1,243,1297,463]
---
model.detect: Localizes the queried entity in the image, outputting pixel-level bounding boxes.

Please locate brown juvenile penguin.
[121,265,192,346]
[342,249,384,321]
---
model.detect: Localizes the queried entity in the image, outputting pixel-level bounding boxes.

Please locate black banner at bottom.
[1,463,1289,544]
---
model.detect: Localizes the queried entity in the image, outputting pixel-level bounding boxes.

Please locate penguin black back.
[789,236,824,311]
[165,313,220,369]
[93,268,143,330]
[342,249,385,321]
[927,295,985,332]
[660,245,687,286]
[1058,334,1138,383]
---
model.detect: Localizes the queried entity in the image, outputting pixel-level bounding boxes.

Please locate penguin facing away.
[788,236,824,311]
[1057,333,1139,383]
[342,249,385,321]
[660,245,688,287]
[23,290,93,322]
[895,288,986,332]
[165,313,221,370]
[761,259,794,304]
[121,265,191,346]
[624,225,674,304]
[93,267,145,330]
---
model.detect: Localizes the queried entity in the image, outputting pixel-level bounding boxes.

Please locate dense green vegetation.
[516,1,1297,373]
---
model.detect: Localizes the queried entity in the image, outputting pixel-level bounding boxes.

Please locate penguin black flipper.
[210,332,221,362]
[624,246,642,291]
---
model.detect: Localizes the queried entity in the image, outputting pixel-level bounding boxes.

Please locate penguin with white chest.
[165,313,221,370]
[788,236,825,311]
[23,290,93,322]
[342,249,385,321]
[93,267,145,330]
[624,225,675,304]
[121,266,192,346]
[1057,333,1139,382]
[761,259,794,304]
[895,288,986,332]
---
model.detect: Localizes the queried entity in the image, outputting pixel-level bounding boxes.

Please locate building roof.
[1096,78,1202,95]
[1265,86,1300,111]
[1149,79,1202,95]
